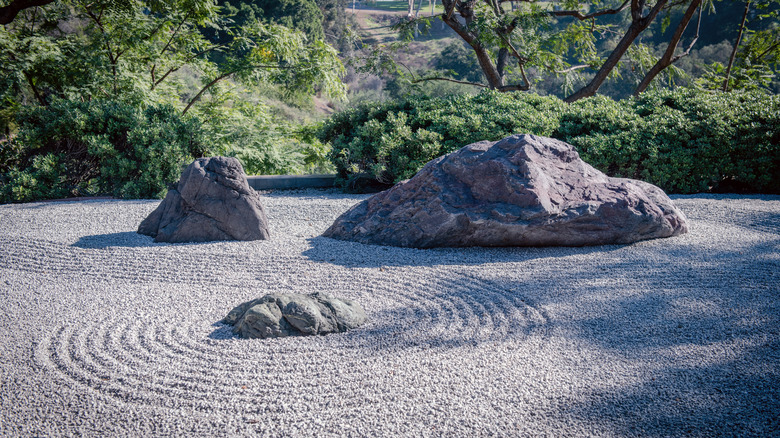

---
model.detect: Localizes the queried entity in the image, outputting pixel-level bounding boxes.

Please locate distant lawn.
[360,1,409,12]
[352,0,445,14]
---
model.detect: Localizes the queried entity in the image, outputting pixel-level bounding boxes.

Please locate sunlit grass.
[348,0,445,14]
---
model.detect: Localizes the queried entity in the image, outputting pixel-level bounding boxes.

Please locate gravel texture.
[0,190,778,437]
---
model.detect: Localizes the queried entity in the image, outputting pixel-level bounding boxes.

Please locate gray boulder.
[223,292,368,339]
[323,134,688,247]
[138,156,270,243]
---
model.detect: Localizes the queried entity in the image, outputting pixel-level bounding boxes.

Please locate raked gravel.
[0,190,778,437]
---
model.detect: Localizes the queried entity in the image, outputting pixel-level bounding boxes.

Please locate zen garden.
[0,0,778,436]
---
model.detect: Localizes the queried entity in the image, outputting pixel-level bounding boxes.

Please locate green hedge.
[318,92,565,190]
[0,100,207,203]
[556,90,780,194]
[318,89,780,194]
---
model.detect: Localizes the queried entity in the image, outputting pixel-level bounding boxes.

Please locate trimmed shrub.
[556,89,780,193]
[318,91,565,190]
[0,100,207,203]
[319,89,780,194]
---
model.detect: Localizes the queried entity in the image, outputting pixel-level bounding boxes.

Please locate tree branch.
[723,0,751,91]
[634,0,701,95]
[152,44,225,90]
[79,2,121,94]
[183,71,235,115]
[755,41,780,61]
[159,10,192,56]
[0,0,54,25]
[411,76,488,87]
[551,0,630,20]
[182,64,298,114]
[669,1,701,63]
[500,63,530,91]
[565,0,668,102]
[497,83,530,91]
[440,0,505,88]
[557,64,592,73]
[497,32,529,64]
[443,0,456,19]
[440,2,478,44]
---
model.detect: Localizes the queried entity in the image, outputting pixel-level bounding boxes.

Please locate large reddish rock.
[138,156,270,243]
[323,134,688,247]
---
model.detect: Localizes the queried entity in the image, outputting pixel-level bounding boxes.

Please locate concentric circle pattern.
[33,259,548,415]
[3,193,779,437]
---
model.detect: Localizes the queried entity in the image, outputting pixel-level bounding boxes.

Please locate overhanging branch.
[411,76,488,87]
[0,0,55,25]
[551,0,630,20]
[557,64,592,74]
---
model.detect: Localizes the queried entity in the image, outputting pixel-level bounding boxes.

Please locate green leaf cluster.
[557,89,780,193]
[319,89,780,194]
[319,90,565,190]
[0,99,207,203]
[0,0,347,203]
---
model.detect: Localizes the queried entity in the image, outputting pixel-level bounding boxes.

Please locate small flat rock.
[323,134,688,247]
[138,156,270,243]
[223,292,368,339]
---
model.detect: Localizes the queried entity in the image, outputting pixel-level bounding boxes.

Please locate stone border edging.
[246,174,337,190]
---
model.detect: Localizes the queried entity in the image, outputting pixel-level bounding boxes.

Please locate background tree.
[383,0,776,100]
[0,0,344,111]
[0,0,345,201]
[696,0,779,92]
[213,0,325,42]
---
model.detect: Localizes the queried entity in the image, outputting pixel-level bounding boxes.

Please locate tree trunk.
[723,0,751,92]
[474,43,504,88]
[634,0,701,95]
[440,0,504,88]
[564,22,644,102]
[496,47,509,80]
[414,0,425,37]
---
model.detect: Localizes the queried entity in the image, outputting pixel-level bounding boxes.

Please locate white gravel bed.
[0,190,778,437]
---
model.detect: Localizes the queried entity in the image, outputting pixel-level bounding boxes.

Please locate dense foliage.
[0,100,206,202]
[0,0,345,203]
[354,0,779,102]
[319,89,780,194]
[1,0,777,203]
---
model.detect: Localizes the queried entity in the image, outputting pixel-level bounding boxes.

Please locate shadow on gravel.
[204,276,550,351]
[72,232,157,249]
[738,211,780,235]
[563,341,780,436]
[208,322,239,340]
[536,236,780,436]
[302,236,625,268]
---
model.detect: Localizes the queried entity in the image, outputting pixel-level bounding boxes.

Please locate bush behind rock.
[0,100,207,203]
[319,89,780,194]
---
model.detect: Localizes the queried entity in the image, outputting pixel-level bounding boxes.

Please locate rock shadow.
[208,322,239,340]
[303,235,627,268]
[72,231,253,249]
[72,231,158,249]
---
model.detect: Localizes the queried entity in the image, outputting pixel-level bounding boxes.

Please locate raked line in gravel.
[0,190,778,437]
